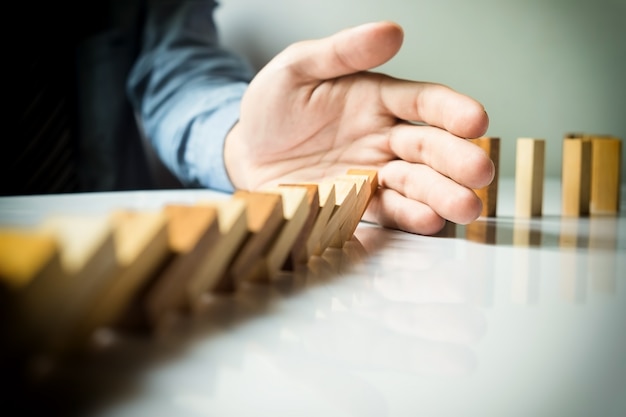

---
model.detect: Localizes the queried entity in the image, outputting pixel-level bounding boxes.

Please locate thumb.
[274,21,404,82]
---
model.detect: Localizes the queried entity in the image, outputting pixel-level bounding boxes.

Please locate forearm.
[127,0,253,191]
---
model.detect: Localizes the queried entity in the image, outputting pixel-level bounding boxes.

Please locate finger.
[378,160,483,226]
[275,21,404,82]
[380,78,489,139]
[387,123,495,189]
[363,187,447,235]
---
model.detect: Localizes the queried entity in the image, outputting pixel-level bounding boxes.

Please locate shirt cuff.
[185,92,244,193]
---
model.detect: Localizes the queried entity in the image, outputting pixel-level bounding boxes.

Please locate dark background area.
[3,0,168,197]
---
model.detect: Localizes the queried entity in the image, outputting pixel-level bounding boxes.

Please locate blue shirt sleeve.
[126,0,254,192]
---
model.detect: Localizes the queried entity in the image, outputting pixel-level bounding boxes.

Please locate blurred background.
[5,0,625,196]
[216,0,626,182]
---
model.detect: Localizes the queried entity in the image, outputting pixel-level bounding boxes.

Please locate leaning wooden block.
[334,174,370,246]
[515,138,545,217]
[306,182,336,258]
[245,186,310,281]
[317,179,357,252]
[73,210,171,343]
[0,228,61,291]
[277,184,320,270]
[143,205,220,328]
[16,215,117,353]
[225,191,285,285]
[347,168,379,202]
[469,137,500,217]
[186,198,248,311]
[561,136,592,216]
[590,136,622,214]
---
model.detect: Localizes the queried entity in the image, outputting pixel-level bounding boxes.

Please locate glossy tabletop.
[1,178,625,417]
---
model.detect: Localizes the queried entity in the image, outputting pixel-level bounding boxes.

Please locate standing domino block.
[590,136,622,214]
[515,138,545,217]
[469,137,500,217]
[561,136,592,216]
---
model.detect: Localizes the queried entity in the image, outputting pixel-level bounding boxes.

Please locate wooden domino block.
[225,191,285,286]
[330,175,368,247]
[336,172,376,244]
[469,137,500,217]
[317,179,357,253]
[590,136,622,214]
[244,186,310,281]
[347,168,379,200]
[16,215,118,352]
[143,205,220,327]
[186,198,249,311]
[72,210,170,343]
[305,183,336,258]
[278,184,320,270]
[515,138,545,217]
[561,136,592,216]
[0,229,61,291]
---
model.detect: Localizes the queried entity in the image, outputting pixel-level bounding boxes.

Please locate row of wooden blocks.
[0,169,378,360]
[470,134,622,218]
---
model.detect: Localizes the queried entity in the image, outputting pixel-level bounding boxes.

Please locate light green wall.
[216,0,626,182]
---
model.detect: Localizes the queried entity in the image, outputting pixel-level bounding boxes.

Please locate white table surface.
[1,178,625,417]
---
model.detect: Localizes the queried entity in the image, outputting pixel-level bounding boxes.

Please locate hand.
[224,21,493,235]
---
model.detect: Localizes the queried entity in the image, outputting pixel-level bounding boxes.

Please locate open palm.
[225,22,494,235]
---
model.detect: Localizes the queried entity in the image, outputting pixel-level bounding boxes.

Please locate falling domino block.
[336,173,375,244]
[330,175,368,248]
[15,215,117,353]
[244,186,310,281]
[590,136,622,214]
[317,180,357,253]
[469,137,500,217]
[0,229,61,291]
[72,210,171,344]
[561,136,592,216]
[278,184,320,270]
[305,183,336,258]
[225,191,284,286]
[143,205,221,328]
[515,138,545,217]
[186,198,248,311]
